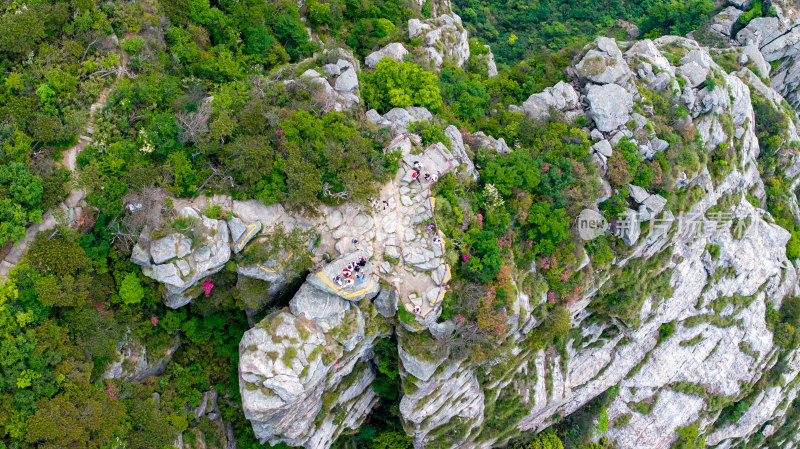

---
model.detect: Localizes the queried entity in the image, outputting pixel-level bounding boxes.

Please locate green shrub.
[679,335,704,346]
[592,252,674,324]
[361,59,442,113]
[118,272,145,305]
[370,431,413,449]
[674,423,705,449]
[640,0,714,38]
[122,36,145,54]
[613,414,632,428]
[609,138,653,189]
[628,395,657,415]
[706,244,721,259]
[752,93,788,168]
[702,77,716,91]
[508,430,564,449]
[27,234,90,276]
[282,346,298,366]
[733,0,764,36]
[658,322,676,345]
[409,121,451,147]
[0,162,44,244]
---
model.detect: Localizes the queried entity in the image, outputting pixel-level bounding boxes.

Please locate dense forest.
[452,0,718,63]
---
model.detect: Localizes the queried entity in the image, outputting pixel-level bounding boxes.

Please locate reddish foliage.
[106,384,119,400]
[201,279,214,297]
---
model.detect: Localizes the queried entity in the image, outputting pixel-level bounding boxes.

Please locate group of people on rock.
[332,256,368,287]
[410,160,439,184]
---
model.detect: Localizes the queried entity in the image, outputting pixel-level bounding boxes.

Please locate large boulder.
[289,283,352,333]
[741,43,770,78]
[399,361,484,446]
[586,83,633,132]
[291,56,362,112]
[104,339,148,381]
[376,107,434,136]
[238,312,331,436]
[576,37,633,85]
[233,200,286,230]
[239,273,390,448]
[483,45,498,77]
[728,0,752,9]
[470,131,510,154]
[625,39,674,76]
[149,233,191,264]
[365,43,408,68]
[131,243,151,266]
[639,194,667,221]
[229,217,261,254]
[333,59,359,93]
[306,250,380,302]
[707,6,744,38]
[592,139,613,158]
[736,17,783,47]
[759,26,800,62]
[678,61,709,88]
[374,288,398,318]
[612,208,641,246]
[104,336,180,382]
[521,81,581,121]
[397,332,449,382]
[629,184,651,204]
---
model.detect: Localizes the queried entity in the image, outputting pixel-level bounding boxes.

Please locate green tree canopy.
[525,202,570,256]
[25,387,127,449]
[117,272,145,305]
[0,163,43,244]
[362,59,442,113]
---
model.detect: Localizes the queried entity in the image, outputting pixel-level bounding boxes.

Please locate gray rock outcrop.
[726,3,800,108]
[365,43,408,69]
[239,282,390,448]
[576,37,633,85]
[520,81,582,121]
[407,14,470,69]
[586,83,633,132]
[290,53,362,112]
[708,6,744,37]
[444,125,477,179]
[135,207,232,308]
[470,131,510,154]
[230,31,800,449]
[368,107,434,136]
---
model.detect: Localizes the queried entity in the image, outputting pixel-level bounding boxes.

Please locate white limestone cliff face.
[135,27,800,449]
[737,13,800,108]
[704,0,800,109]
[238,281,391,448]
[391,36,800,449]
[519,37,800,449]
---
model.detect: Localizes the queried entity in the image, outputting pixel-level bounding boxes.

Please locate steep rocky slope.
[130,11,800,449]
[707,0,800,109]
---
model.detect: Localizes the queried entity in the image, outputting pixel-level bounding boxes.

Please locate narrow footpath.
[0,41,127,280]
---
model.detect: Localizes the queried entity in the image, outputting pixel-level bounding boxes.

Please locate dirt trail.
[0,43,127,280]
